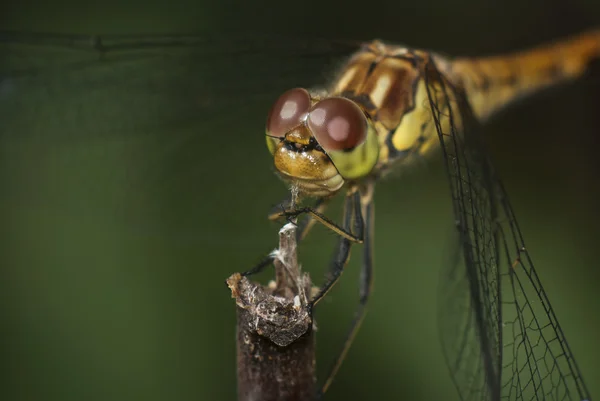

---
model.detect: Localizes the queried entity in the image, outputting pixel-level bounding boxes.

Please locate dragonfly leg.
[317,194,374,398]
[277,201,363,244]
[241,197,329,277]
[309,189,364,307]
[292,198,329,242]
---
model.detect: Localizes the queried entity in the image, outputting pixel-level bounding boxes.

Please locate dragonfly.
[1,29,597,401]
[243,30,600,400]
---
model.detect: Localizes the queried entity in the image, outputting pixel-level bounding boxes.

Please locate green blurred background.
[1,1,599,400]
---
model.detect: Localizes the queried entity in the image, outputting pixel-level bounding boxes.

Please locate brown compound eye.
[307,97,367,151]
[266,88,311,137]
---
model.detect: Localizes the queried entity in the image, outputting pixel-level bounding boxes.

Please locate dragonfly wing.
[426,61,592,401]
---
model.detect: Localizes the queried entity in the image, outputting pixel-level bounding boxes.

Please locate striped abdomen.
[448,30,600,120]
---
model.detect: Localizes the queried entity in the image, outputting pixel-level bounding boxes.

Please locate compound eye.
[266,88,311,137]
[307,97,367,151]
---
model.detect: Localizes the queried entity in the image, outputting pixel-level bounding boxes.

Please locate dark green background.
[1,1,599,400]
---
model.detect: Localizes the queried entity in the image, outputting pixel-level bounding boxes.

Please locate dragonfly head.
[265,88,379,198]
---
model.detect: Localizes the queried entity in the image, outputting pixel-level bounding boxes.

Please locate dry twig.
[227,223,316,401]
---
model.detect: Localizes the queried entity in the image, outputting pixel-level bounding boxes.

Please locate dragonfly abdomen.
[449,29,600,120]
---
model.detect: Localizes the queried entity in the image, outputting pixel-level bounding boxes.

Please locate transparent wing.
[0,31,358,233]
[425,60,592,401]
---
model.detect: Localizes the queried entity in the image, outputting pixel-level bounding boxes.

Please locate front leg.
[274,197,364,244]
[267,196,330,242]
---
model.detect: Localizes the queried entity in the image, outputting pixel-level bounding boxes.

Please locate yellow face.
[265,88,379,198]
